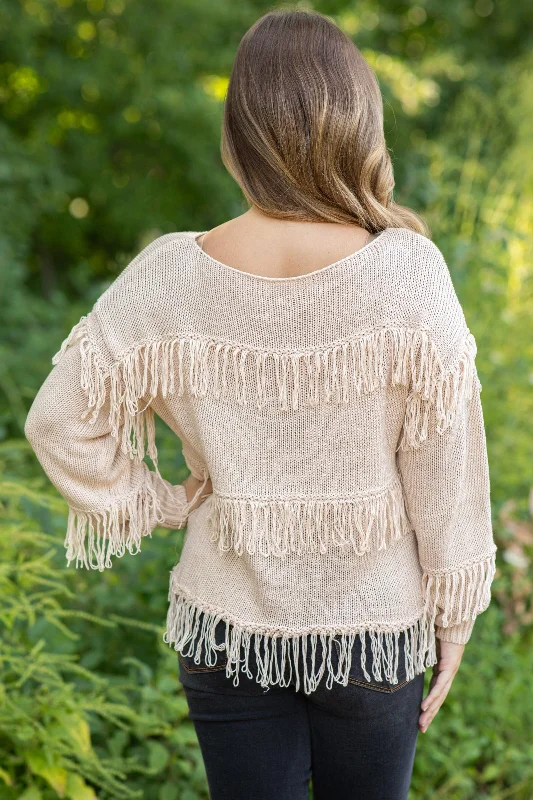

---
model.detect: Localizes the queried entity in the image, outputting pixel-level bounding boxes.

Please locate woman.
[25,8,497,800]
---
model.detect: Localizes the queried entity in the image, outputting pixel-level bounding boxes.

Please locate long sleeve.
[396,331,497,645]
[24,333,201,572]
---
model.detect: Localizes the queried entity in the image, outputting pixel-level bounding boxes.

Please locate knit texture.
[25,226,497,693]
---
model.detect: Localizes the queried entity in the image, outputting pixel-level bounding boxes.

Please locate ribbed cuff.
[435,619,475,645]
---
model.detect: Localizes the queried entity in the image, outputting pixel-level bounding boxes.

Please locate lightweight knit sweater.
[24,226,497,695]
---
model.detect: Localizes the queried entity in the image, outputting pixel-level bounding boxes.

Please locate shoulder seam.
[122,231,191,275]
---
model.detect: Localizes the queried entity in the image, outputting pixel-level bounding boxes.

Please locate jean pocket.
[346,674,413,693]
[178,647,228,674]
[178,651,228,674]
[328,631,417,693]
[176,610,229,675]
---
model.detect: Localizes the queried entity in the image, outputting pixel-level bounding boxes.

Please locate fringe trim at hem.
[164,588,436,696]
[52,320,481,462]
[164,552,496,695]
[207,480,413,557]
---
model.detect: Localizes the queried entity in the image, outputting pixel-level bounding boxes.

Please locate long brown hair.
[221,7,429,236]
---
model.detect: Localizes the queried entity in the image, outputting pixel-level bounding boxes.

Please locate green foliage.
[0,445,209,799]
[412,610,533,800]
[1,0,532,797]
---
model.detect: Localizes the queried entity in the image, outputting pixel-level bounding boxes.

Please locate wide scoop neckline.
[188,226,393,283]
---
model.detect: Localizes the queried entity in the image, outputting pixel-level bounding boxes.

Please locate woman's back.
[24,221,496,695]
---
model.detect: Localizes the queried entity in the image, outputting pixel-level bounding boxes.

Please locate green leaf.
[18,787,43,800]
[108,729,129,757]
[66,772,98,800]
[479,762,502,783]
[173,695,190,717]
[147,740,169,772]
[180,790,202,800]
[171,722,198,745]
[159,783,179,800]
[25,750,67,797]
[55,712,92,754]
[0,767,13,786]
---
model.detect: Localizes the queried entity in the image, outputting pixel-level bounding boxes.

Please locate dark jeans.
[177,613,425,800]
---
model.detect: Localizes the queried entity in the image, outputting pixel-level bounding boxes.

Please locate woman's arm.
[183,472,213,510]
[397,366,496,644]
[396,331,497,730]
[25,338,211,571]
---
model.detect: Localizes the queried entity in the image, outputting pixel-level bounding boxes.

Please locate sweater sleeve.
[396,321,497,645]
[24,326,207,572]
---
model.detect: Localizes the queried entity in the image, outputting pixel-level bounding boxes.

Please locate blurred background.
[1,0,532,798]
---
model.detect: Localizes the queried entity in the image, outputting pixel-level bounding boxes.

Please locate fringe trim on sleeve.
[64,477,165,572]
[164,551,496,695]
[421,551,497,628]
[52,319,480,462]
[207,479,413,557]
[52,316,89,365]
[397,330,481,450]
[63,466,210,571]
[52,317,160,465]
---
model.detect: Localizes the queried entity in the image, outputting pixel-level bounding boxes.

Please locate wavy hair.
[221,7,429,236]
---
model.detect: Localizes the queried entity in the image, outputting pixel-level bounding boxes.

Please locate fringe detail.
[64,477,165,572]
[64,469,211,571]
[422,552,497,629]
[165,553,496,694]
[207,480,413,557]
[52,316,89,365]
[397,330,481,450]
[52,318,160,466]
[52,320,480,462]
[164,584,437,696]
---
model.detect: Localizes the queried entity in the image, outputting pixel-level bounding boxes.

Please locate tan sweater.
[25,226,497,695]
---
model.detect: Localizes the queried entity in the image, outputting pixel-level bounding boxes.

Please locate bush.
[0,442,209,800]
